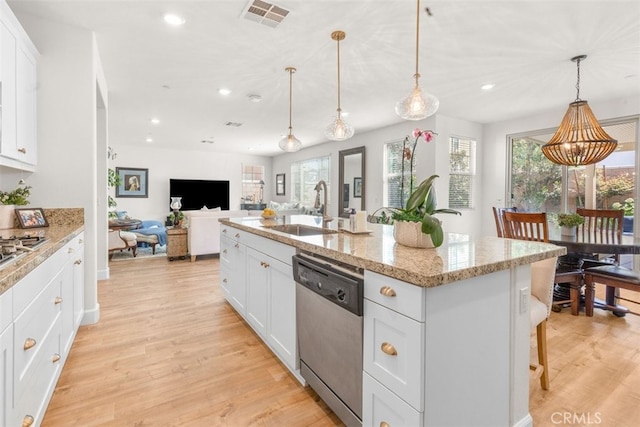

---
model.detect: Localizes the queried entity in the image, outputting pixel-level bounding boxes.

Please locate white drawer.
[220,235,234,263]
[364,300,424,410]
[365,270,425,322]
[220,225,245,242]
[363,372,423,427]
[244,233,295,265]
[13,315,61,427]
[14,269,62,380]
[13,247,66,315]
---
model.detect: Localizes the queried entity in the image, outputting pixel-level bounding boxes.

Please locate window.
[449,136,476,209]
[384,139,413,208]
[291,156,330,206]
[241,164,265,203]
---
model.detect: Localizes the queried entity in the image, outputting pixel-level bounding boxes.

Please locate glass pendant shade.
[325,30,354,141]
[170,197,182,211]
[279,66,301,152]
[278,133,301,152]
[396,0,439,121]
[541,55,617,166]
[395,83,440,120]
[325,111,355,141]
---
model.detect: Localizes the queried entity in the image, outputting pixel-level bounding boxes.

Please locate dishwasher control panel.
[293,254,364,316]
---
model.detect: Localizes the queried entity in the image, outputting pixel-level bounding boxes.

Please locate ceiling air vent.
[225,122,243,128]
[241,0,290,28]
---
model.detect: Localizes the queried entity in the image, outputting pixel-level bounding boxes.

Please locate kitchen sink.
[264,224,338,236]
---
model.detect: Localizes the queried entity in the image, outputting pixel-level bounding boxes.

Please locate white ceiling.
[8,0,640,156]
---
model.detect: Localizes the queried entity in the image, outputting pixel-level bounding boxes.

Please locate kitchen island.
[218,215,565,427]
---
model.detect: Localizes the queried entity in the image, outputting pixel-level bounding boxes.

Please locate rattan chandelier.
[541,55,617,166]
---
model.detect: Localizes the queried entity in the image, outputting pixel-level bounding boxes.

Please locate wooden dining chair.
[502,211,549,242]
[576,208,624,265]
[502,211,556,389]
[492,206,517,238]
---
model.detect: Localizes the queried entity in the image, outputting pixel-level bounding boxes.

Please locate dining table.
[548,225,640,315]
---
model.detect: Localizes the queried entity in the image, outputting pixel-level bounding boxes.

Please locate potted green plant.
[0,185,32,229]
[377,175,461,248]
[555,213,584,237]
[168,211,185,227]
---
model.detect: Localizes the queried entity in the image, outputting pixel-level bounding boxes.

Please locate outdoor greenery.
[612,198,634,216]
[555,213,585,227]
[108,167,121,219]
[0,185,32,205]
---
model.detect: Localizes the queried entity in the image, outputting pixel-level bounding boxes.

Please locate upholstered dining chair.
[501,211,556,389]
[492,206,517,238]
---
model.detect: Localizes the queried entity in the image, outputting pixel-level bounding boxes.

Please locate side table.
[166,227,188,261]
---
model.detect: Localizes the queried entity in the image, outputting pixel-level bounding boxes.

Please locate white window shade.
[449,137,476,209]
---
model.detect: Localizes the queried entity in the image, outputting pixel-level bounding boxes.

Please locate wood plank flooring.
[42,256,640,426]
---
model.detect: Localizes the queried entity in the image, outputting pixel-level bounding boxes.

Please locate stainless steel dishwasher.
[293,252,364,427]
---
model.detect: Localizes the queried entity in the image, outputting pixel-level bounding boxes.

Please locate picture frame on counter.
[15,208,49,228]
[116,167,149,198]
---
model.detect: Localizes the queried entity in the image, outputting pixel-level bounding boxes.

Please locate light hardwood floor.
[42,256,640,426]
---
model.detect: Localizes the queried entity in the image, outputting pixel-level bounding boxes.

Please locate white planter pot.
[561,226,576,237]
[0,205,16,229]
[393,220,435,248]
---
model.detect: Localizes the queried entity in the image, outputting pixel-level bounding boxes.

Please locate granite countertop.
[220,215,566,288]
[0,223,84,296]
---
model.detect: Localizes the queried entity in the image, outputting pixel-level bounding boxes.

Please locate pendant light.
[541,55,617,166]
[395,0,439,120]
[325,30,354,141]
[279,66,302,152]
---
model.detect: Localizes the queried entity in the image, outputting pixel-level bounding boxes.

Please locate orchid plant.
[400,128,437,206]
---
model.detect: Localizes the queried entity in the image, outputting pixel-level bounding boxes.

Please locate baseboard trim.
[97,268,109,280]
[82,303,100,325]
[513,413,533,427]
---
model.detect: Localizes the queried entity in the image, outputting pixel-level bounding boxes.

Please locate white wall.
[11,12,102,323]
[109,144,272,221]
[481,95,640,237]
[271,113,484,236]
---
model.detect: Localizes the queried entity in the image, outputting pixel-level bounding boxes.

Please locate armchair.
[108,229,137,259]
[132,220,167,254]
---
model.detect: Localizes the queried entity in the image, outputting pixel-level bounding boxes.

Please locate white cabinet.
[219,225,298,377]
[0,232,85,427]
[220,231,247,315]
[0,1,38,170]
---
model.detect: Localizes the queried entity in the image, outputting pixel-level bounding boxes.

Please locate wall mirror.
[338,146,366,218]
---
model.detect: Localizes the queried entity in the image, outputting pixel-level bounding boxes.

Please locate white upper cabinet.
[0,1,38,171]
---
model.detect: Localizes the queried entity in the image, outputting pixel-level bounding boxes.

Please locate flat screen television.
[169,179,230,211]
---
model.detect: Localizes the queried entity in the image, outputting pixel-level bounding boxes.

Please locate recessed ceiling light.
[481,83,495,91]
[145,137,153,143]
[219,88,231,96]
[163,14,185,26]
[150,118,160,124]
[248,94,262,103]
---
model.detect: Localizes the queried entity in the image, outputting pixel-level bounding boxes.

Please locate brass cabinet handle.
[234,243,239,248]
[222,278,228,283]
[68,247,75,253]
[24,338,37,350]
[22,415,34,427]
[222,229,227,233]
[52,353,61,363]
[260,261,270,268]
[380,423,390,427]
[79,238,84,243]
[74,259,82,265]
[223,249,227,254]
[235,233,240,238]
[18,147,27,154]
[379,286,396,297]
[55,296,63,304]
[381,342,397,356]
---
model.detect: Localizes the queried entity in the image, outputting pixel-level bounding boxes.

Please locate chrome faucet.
[313,180,333,228]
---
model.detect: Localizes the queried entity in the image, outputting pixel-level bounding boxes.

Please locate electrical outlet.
[520,287,529,314]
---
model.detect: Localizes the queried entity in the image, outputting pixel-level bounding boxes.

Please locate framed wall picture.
[276,173,285,196]
[15,208,49,228]
[116,167,148,198]
[353,177,362,198]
